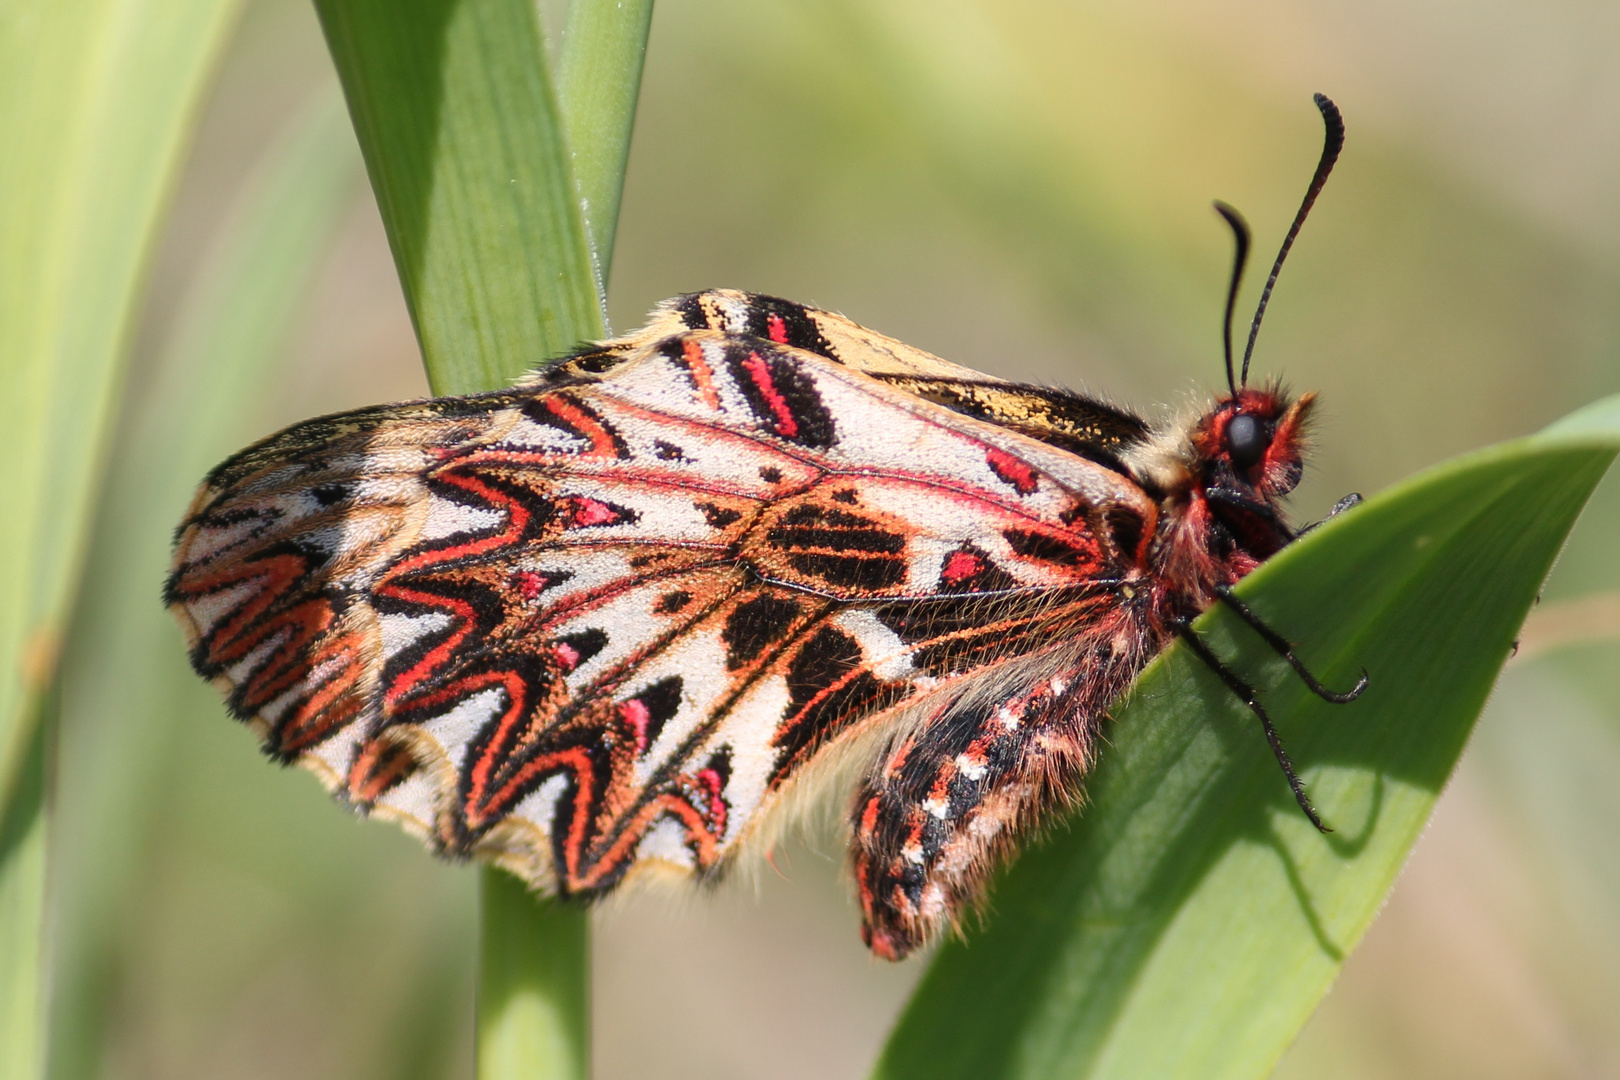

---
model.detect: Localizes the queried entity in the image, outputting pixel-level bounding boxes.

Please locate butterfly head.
[1199,386,1314,500]
[1146,384,1310,576]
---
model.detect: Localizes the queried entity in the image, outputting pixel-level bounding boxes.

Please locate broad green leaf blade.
[0,2,238,1074]
[314,0,605,396]
[46,89,361,1080]
[558,0,655,293]
[876,401,1620,1080]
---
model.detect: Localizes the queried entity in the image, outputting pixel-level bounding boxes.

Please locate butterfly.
[166,94,1363,960]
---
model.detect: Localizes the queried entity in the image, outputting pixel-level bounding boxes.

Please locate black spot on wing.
[653,590,693,615]
[785,625,864,717]
[765,504,909,591]
[629,676,683,749]
[675,293,710,329]
[1105,506,1146,562]
[722,593,803,669]
[695,502,743,528]
[722,342,837,448]
[773,625,905,778]
[741,294,836,356]
[768,505,904,553]
[311,481,350,506]
[787,553,908,591]
[1002,527,1099,570]
[556,628,608,669]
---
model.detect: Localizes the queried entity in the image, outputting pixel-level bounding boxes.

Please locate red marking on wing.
[558,495,623,529]
[544,395,621,458]
[986,447,1039,495]
[766,312,790,344]
[276,636,367,751]
[859,794,882,839]
[462,744,604,874]
[348,739,415,803]
[619,698,652,753]
[377,582,484,707]
[739,349,800,439]
[552,641,582,671]
[392,470,531,575]
[941,549,986,587]
[694,767,728,836]
[233,602,339,711]
[682,338,723,411]
[568,793,721,890]
[457,668,548,825]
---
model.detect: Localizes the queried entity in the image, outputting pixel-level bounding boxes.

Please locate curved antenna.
[1239,92,1345,386]
[1213,202,1250,399]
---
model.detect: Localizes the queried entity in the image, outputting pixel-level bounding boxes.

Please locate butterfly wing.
[169,321,1157,896]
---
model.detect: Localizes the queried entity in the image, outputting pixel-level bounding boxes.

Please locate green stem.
[477,869,592,1080]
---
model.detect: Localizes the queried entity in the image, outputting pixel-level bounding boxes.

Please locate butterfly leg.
[848,666,1107,959]
[1213,586,1367,703]
[1293,492,1363,538]
[1173,623,1331,832]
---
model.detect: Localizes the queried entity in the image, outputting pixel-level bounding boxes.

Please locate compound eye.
[1226,413,1267,472]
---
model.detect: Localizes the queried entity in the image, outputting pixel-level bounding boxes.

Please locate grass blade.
[0,0,239,839]
[558,0,655,293]
[875,399,1620,1080]
[0,2,239,1074]
[314,0,605,396]
[46,89,361,1080]
[314,3,651,1076]
[0,706,47,1080]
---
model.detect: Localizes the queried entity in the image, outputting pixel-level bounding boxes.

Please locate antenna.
[1213,202,1250,399]
[1238,93,1345,386]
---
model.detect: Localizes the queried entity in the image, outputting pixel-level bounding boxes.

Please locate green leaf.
[874,400,1620,1080]
[314,0,606,396]
[0,710,47,1080]
[314,3,652,1077]
[0,0,238,833]
[0,1,238,1074]
[45,89,361,1080]
[557,0,655,292]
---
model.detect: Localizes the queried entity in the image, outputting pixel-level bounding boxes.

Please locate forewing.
[168,329,1156,894]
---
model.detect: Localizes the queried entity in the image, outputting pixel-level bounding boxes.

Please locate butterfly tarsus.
[1294,492,1364,538]
[1173,621,1332,833]
[1214,586,1368,704]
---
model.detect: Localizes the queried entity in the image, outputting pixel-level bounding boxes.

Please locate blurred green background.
[46,0,1620,1077]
